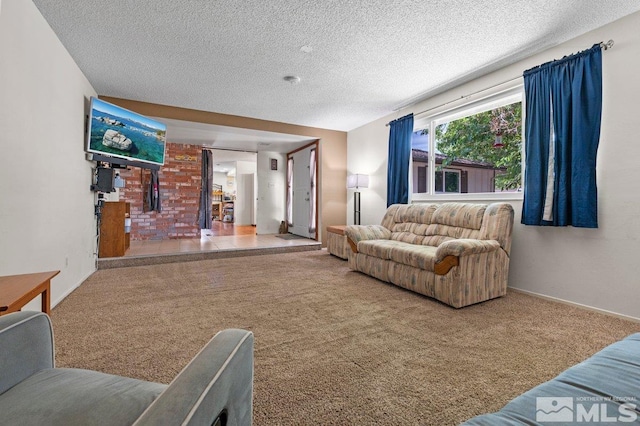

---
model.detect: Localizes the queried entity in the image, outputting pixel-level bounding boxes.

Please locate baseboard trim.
[97,243,321,269]
[52,269,96,310]
[508,287,640,323]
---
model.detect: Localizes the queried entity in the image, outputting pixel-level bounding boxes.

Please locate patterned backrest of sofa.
[382,203,514,253]
[385,204,438,245]
[479,203,515,255]
[380,204,403,230]
[421,203,487,246]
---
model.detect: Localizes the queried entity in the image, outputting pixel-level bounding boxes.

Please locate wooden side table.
[0,271,60,316]
[327,225,349,260]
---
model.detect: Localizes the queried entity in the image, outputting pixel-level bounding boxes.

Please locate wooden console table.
[0,270,59,316]
[99,201,130,258]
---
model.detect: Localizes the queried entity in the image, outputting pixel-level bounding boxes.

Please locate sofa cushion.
[392,203,438,225]
[0,368,167,426]
[357,239,407,260]
[431,203,486,229]
[344,225,392,246]
[389,243,437,271]
[390,225,428,244]
[388,204,438,244]
[359,239,438,271]
[415,203,487,246]
[463,333,640,424]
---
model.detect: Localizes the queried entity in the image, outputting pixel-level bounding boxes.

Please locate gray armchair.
[0,311,254,425]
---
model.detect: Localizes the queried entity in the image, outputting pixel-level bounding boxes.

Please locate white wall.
[213,171,228,190]
[256,151,286,234]
[234,160,257,225]
[0,0,97,309]
[347,11,640,320]
[347,117,389,226]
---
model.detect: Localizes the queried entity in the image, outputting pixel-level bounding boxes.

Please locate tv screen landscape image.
[87,97,167,166]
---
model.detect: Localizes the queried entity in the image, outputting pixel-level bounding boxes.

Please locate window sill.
[411,192,523,203]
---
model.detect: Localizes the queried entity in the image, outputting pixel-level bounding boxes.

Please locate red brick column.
[119,143,203,240]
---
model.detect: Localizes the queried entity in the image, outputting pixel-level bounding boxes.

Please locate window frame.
[411,84,525,202]
[435,168,461,194]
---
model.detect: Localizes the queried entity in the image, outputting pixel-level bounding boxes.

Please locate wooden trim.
[100,97,345,140]
[434,255,459,275]
[312,146,319,241]
[326,225,347,236]
[286,141,320,241]
[347,236,358,253]
[287,140,319,156]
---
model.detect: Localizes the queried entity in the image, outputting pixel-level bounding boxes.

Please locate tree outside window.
[435,102,522,192]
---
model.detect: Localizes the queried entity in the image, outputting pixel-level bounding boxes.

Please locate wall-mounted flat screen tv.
[86,97,167,166]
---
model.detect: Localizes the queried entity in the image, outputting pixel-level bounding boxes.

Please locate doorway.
[287,142,318,239]
[207,149,257,234]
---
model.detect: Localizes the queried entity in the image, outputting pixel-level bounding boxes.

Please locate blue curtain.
[387,113,414,206]
[522,44,602,228]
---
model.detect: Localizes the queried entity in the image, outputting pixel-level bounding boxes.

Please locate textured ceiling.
[33,0,640,132]
[160,117,315,151]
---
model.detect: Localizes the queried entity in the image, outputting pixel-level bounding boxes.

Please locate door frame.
[287,140,319,240]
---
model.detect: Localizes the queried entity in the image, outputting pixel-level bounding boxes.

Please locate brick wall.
[119,143,203,240]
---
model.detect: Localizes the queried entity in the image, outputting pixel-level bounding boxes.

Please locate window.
[435,169,460,193]
[411,89,523,197]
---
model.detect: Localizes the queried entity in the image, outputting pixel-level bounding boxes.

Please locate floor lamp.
[347,174,369,225]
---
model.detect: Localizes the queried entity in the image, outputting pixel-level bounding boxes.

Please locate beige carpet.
[51,250,639,425]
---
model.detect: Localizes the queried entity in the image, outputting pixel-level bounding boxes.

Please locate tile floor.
[125,231,319,258]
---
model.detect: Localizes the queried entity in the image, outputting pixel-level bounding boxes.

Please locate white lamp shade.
[347,174,369,189]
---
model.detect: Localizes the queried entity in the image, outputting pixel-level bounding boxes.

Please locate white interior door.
[236,173,255,225]
[256,152,285,234]
[289,146,315,238]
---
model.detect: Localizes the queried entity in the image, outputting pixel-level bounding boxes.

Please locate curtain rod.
[385,39,614,127]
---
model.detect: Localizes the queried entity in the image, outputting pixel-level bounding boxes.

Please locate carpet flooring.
[50,250,639,425]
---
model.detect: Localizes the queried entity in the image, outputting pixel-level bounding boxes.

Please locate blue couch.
[0,311,254,425]
[463,333,640,425]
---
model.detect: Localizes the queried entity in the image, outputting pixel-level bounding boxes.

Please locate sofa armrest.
[432,239,501,275]
[0,311,54,395]
[133,329,254,426]
[344,225,391,253]
[435,239,501,263]
[436,239,500,263]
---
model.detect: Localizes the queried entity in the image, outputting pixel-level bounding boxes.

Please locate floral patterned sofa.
[344,202,514,308]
